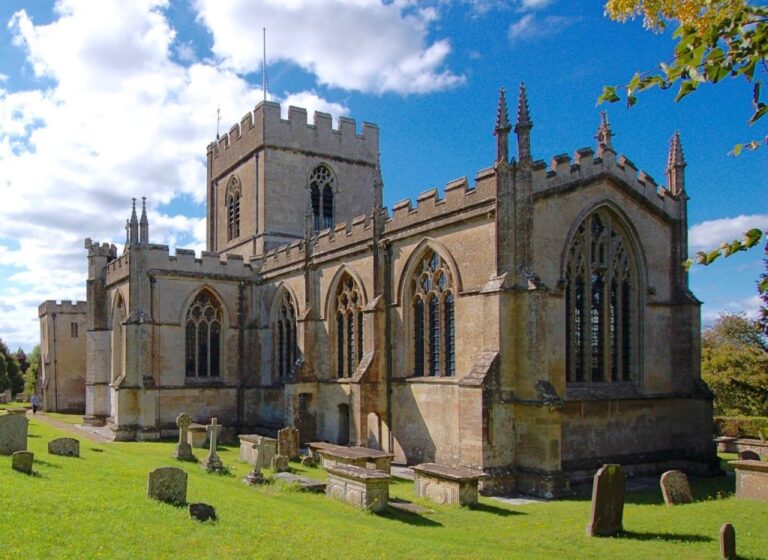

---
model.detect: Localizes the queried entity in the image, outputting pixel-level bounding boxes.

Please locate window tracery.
[185,290,222,379]
[273,291,297,381]
[334,273,363,378]
[310,164,335,231]
[226,176,241,241]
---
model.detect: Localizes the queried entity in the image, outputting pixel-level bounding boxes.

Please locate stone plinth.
[187,424,207,448]
[730,460,768,501]
[239,434,277,467]
[326,464,390,512]
[412,463,484,506]
[0,414,28,455]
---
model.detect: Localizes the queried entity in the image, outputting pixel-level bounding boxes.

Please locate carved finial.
[515,82,532,131]
[494,87,511,163]
[124,219,130,248]
[129,198,139,246]
[666,131,687,196]
[595,111,614,154]
[139,196,149,246]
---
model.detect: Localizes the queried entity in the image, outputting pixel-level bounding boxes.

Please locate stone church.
[42,85,719,496]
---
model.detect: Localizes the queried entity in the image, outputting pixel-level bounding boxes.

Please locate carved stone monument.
[720,523,736,560]
[660,470,693,505]
[244,448,267,485]
[12,450,33,474]
[271,454,289,473]
[277,427,300,461]
[201,418,224,472]
[48,437,80,457]
[173,413,195,461]
[147,466,188,505]
[586,464,625,537]
[0,414,28,455]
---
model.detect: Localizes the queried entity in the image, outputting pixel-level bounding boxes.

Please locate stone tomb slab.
[311,443,395,474]
[586,464,626,537]
[12,451,34,474]
[730,459,768,501]
[239,434,277,467]
[48,438,80,457]
[412,463,485,506]
[273,472,327,493]
[0,414,28,455]
[660,470,693,505]
[147,466,188,505]
[326,464,390,512]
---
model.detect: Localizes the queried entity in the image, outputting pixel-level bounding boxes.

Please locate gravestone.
[12,451,33,474]
[739,450,760,461]
[660,470,693,505]
[48,438,80,457]
[586,464,625,537]
[720,523,736,560]
[271,455,289,473]
[201,418,224,472]
[0,414,27,455]
[277,427,300,461]
[147,466,187,505]
[244,448,266,485]
[301,453,318,467]
[189,503,217,522]
[173,413,195,461]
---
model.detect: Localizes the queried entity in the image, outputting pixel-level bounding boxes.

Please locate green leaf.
[675,80,698,102]
[731,143,744,156]
[597,85,620,105]
[759,276,768,294]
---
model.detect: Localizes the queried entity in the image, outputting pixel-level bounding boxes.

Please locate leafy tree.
[702,313,768,416]
[600,0,767,276]
[0,353,9,394]
[760,239,768,335]
[5,354,23,396]
[24,345,40,396]
[14,348,28,374]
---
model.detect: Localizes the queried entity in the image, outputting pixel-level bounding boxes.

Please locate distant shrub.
[714,416,768,439]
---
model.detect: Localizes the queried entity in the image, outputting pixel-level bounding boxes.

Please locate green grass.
[0,418,765,560]
[0,402,29,411]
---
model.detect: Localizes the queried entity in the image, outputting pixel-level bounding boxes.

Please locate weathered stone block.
[48,437,80,457]
[730,459,768,501]
[586,464,625,537]
[277,427,300,460]
[0,414,28,455]
[412,463,484,506]
[239,434,277,467]
[660,470,693,505]
[271,454,289,472]
[187,424,207,448]
[148,466,188,505]
[12,451,33,474]
[326,464,390,512]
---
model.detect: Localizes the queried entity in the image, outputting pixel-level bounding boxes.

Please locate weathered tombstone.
[201,418,224,472]
[48,437,80,457]
[244,448,266,485]
[0,414,27,455]
[739,450,760,461]
[173,413,195,461]
[277,427,300,461]
[147,466,188,505]
[660,470,693,505]
[189,503,217,522]
[12,451,33,474]
[720,523,736,560]
[586,464,625,537]
[271,455,289,473]
[301,453,318,467]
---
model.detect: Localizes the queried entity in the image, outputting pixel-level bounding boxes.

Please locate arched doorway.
[337,403,350,446]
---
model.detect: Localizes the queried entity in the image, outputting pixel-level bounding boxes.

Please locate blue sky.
[0,0,765,351]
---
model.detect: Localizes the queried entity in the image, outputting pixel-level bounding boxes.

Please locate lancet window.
[185,290,222,379]
[334,273,363,378]
[411,250,456,377]
[310,164,335,231]
[226,176,241,241]
[565,210,636,384]
[273,291,298,381]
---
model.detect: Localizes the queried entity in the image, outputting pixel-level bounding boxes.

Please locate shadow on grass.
[620,530,713,544]
[90,448,105,453]
[33,459,62,469]
[468,502,526,516]
[27,434,41,438]
[376,505,443,527]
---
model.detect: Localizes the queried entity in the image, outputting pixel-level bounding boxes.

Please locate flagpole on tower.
[262,27,269,103]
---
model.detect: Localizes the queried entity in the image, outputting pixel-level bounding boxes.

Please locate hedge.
[714,416,768,439]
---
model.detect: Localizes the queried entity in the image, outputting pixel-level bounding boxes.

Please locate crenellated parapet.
[38,300,88,317]
[259,239,308,275]
[84,238,117,259]
[207,101,379,180]
[142,245,254,278]
[531,147,682,219]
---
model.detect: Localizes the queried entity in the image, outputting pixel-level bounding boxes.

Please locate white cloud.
[702,295,763,325]
[688,214,768,252]
[508,13,579,42]
[0,0,351,350]
[194,0,465,94]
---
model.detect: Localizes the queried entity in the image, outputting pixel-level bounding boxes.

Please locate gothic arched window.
[310,164,335,231]
[185,290,223,378]
[226,176,241,241]
[411,250,456,377]
[334,273,363,378]
[273,291,297,381]
[565,210,636,384]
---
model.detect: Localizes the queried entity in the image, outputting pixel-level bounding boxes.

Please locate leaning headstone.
[48,437,80,457]
[660,470,693,505]
[147,466,187,505]
[244,449,266,485]
[188,503,217,522]
[586,464,625,537]
[201,418,224,472]
[0,414,27,455]
[720,523,736,560]
[271,455,289,473]
[738,450,760,461]
[12,451,33,474]
[277,427,300,461]
[173,413,195,461]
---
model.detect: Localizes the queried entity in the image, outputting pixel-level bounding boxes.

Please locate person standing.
[30,394,41,414]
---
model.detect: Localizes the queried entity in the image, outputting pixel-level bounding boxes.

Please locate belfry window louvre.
[334,273,363,378]
[411,250,456,377]
[310,164,335,231]
[565,211,636,384]
[185,290,223,379]
[226,177,241,241]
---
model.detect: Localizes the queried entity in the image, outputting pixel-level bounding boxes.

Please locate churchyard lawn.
[0,416,765,560]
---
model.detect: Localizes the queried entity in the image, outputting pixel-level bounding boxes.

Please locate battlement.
[84,238,117,259]
[38,300,88,317]
[532,147,680,217]
[208,101,379,180]
[259,239,308,274]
